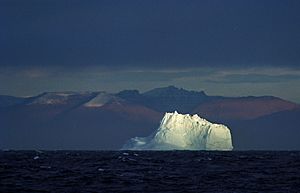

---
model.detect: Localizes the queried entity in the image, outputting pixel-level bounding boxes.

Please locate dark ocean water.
[0,151,299,193]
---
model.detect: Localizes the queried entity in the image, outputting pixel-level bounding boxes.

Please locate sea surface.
[0,151,299,193]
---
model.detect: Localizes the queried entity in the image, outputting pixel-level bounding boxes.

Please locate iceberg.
[122,111,233,151]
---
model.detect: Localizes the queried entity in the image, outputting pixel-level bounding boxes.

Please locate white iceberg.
[122,111,233,151]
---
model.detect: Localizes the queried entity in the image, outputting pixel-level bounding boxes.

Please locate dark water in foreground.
[0,151,300,193]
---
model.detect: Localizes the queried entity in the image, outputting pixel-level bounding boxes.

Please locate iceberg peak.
[122,112,233,151]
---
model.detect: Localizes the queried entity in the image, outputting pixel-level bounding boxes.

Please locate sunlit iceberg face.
[122,111,233,151]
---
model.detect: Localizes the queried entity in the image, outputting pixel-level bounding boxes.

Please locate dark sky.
[0,0,300,102]
[1,0,300,68]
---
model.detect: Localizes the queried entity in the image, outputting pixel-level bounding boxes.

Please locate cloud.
[185,67,300,84]
[1,65,300,103]
[1,1,300,68]
[206,74,300,84]
[21,69,50,78]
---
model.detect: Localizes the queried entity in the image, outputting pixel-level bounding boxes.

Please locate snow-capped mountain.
[28,91,96,105]
[83,92,119,108]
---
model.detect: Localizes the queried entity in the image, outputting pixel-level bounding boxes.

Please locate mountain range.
[1,86,299,150]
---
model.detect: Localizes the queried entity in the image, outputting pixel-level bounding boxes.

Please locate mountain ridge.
[1,86,299,150]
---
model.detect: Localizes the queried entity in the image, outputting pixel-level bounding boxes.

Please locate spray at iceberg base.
[122,111,233,151]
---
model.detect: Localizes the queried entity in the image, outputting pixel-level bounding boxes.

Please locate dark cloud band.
[1,0,300,68]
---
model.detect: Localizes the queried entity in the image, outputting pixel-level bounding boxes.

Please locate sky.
[1,0,300,103]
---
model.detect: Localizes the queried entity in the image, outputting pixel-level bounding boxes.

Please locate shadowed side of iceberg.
[122,111,233,151]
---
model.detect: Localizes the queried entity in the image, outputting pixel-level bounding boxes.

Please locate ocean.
[0,150,299,193]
